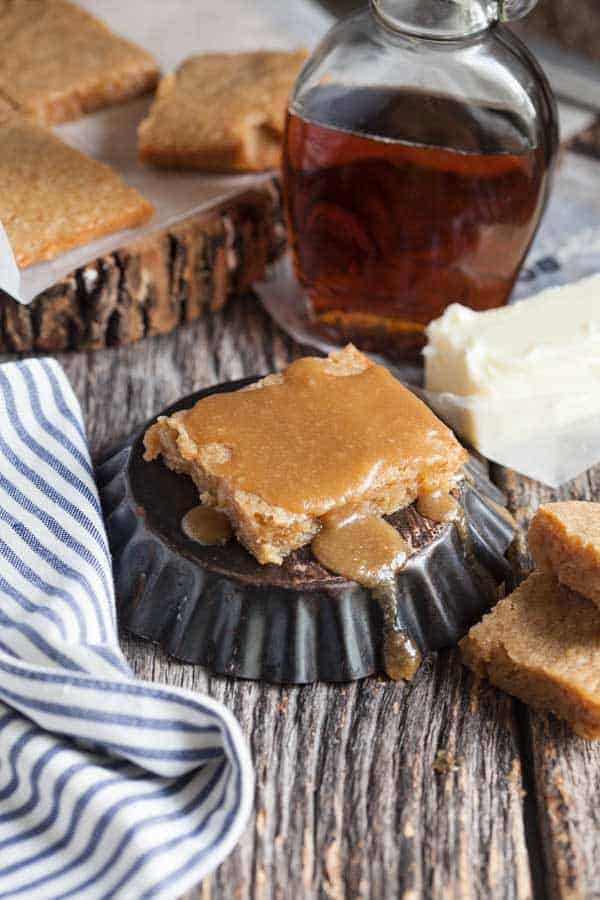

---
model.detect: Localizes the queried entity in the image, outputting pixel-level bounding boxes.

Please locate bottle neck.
[371,0,538,40]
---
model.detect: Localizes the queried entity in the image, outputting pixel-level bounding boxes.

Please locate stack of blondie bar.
[462,502,600,739]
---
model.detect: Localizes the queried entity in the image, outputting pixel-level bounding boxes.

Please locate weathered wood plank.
[121,640,532,900]
[49,297,533,900]
[492,465,600,900]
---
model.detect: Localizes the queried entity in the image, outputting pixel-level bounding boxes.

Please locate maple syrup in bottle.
[282,0,558,360]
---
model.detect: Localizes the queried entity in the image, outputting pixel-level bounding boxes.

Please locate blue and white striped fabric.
[0,358,253,900]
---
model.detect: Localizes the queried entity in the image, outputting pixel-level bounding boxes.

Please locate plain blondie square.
[138,50,307,171]
[0,117,153,266]
[528,502,600,609]
[144,345,467,565]
[461,572,600,739]
[0,0,159,124]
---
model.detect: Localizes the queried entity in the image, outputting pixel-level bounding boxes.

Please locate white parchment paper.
[2,0,333,303]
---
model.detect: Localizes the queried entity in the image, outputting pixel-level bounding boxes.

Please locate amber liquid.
[283,87,549,358]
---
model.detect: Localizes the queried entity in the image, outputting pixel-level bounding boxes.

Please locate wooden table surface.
[39,196,598,899]
[8,92,600,900]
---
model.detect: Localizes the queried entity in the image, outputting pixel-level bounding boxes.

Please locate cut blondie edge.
[528,502,600,609]
[461,572,600,739]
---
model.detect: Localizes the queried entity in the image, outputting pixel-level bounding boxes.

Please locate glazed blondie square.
[144,346,467,565]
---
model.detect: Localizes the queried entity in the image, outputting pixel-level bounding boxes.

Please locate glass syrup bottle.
[282,0,559,360]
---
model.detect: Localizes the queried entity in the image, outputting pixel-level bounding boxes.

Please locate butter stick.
[423,274,600,457]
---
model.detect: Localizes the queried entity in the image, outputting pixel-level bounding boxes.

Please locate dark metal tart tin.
[97,378,515,684]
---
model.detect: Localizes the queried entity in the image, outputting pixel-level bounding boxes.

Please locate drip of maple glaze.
[311,514,422,680]
[181,505,233,546]
[416,486,499,599]
[374,584,422,682]
[417,490,460,523]
[312,514,409,587]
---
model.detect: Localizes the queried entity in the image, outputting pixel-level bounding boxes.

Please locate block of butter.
[423,274,600,485]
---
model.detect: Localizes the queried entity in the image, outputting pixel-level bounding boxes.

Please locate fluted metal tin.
[97,378,515,683]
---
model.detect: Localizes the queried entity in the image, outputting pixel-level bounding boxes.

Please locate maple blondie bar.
[0,117,153,266]
[528,502,600,609]
[138,50,307,171]
[144,345,467,565]
[461,572,600,739]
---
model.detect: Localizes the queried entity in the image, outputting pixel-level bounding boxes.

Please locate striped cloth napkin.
[0,357,253,900]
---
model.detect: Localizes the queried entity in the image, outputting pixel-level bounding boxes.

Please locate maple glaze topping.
[417,490,460,524]
[381,621,422,682]
[181,505,233,546]
[312,514,421,681]
[180,352,465,515]
[312,515,410,588]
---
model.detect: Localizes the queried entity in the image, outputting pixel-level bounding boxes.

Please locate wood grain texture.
[124,641,532,900]
[0,180,285,353]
